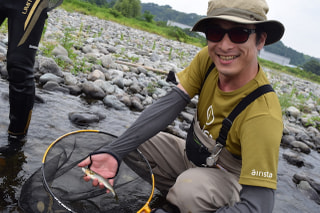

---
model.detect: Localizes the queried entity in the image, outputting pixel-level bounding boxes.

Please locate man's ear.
[257,32,267,50]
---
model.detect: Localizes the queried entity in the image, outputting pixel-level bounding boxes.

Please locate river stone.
[290,141,311,154]
[103,95,127,111]
[282,150,304,167]
[68,112,105,126]
[81,81,105,99]
[39,73,64,84]
[297,181,320,205]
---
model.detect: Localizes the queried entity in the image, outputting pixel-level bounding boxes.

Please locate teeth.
[219,55,236,60]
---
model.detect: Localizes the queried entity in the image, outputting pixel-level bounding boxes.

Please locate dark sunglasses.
[205,27,257,44]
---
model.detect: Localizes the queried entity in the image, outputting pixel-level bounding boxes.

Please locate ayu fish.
[82,167,119,201]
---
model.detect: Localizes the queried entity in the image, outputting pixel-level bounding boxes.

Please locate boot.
[8,90,34,140]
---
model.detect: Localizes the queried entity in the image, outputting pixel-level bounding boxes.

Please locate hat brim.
[192,16,285,45]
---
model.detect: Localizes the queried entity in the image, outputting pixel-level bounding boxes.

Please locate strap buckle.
[204,143,223,167]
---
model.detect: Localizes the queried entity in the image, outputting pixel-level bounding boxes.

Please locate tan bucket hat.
[192,0,285,45]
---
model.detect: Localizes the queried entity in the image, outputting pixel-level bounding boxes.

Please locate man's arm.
[91,85,191,166]
[216,185,275,213]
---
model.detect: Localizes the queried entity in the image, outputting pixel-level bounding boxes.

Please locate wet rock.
[68,111,106,126]
[42,81,69,93]
[281,135,296,147]
[282,150,304,167]
[297,181,320,205]
[103,95,127,111]
[290,141,311,154]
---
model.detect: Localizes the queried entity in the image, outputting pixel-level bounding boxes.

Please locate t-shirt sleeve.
[177,47,212,98]
[238,114,283,189]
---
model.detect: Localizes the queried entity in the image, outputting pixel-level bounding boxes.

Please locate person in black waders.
[0,0,62,152]
[79,0,285,212]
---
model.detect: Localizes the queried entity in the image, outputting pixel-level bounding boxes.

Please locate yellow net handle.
[136,174,155,213]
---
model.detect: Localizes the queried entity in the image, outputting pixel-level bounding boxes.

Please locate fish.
[81,167,118,201]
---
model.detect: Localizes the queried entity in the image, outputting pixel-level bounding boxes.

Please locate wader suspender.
[206,84,275,167]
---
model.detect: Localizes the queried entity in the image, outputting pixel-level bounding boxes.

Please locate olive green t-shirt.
[177,46,283,189]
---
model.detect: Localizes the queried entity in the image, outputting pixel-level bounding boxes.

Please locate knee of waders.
[7,68,35,94]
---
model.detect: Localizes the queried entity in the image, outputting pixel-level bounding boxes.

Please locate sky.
[141,0,320,59]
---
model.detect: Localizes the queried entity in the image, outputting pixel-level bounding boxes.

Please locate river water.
[0,78,319,212]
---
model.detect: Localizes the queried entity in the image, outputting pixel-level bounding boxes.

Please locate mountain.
[141,3,204,26]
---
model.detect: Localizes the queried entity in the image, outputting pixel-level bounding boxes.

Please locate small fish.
[82,167,118,201]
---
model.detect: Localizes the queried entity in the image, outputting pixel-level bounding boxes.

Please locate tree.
[302,59,320,75]
[113,0,141,18]
[143,10,154,23]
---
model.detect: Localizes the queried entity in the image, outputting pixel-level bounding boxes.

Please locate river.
[0,77,319,212]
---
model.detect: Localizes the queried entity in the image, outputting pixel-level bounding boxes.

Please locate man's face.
[206,20,266,81]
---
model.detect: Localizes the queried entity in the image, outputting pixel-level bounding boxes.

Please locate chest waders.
[0,0,63,138]
[185,63,275,169]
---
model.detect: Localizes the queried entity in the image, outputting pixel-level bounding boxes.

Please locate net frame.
[41,129,155,213]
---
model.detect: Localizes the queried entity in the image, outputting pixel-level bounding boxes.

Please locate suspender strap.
[199,63,215,94]
[203,63,216,84]
[216,84,274,146]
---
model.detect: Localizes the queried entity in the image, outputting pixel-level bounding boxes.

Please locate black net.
[19,130,154,213]
[48,0,64,11]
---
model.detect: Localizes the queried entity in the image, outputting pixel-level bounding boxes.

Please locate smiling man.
[79,0,285,212]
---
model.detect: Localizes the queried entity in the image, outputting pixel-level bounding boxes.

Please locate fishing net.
[19,130,155,213]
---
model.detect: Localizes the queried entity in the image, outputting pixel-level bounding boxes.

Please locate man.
[0,0,62,145]
[79,0,285,212]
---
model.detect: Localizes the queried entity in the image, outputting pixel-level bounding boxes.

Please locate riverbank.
[0,8,320,212]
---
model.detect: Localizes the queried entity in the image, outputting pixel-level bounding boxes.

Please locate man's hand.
[78,153,118,189]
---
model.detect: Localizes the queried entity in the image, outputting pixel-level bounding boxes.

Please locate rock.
[64,72,78,85]
[282,150,304,167]
[281,135,295,147]
[297,181,320,205]
[81,81,105,99]
[103,95,127,110]
[286,106,300,118]
[42,81,69,93]
[52,44,68,57]
[39,73,64,84]
[38,56,64,77]
[88,70,105,81]
[68,111,105,126]
[290,141,311,154]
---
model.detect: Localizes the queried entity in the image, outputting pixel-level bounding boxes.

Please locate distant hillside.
[141,3,204,26]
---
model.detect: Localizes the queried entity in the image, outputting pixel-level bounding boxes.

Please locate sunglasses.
[205,27,257,44]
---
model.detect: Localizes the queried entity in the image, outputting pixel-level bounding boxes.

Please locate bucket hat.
[192,0,285,45]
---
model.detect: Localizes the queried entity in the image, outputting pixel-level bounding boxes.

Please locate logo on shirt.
[251,169,273,178]
[202,105,215,138]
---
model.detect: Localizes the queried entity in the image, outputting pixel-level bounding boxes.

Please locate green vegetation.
[302,59,320,75]
[259,58,320,84]
[60,0,205,47]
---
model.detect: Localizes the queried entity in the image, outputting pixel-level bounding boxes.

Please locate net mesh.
[19,131,154,213]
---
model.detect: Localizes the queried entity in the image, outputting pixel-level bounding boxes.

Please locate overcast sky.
[141,0,320,59]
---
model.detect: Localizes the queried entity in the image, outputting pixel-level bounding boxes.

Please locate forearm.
[92,86,191,163]
[216,185,275,213]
